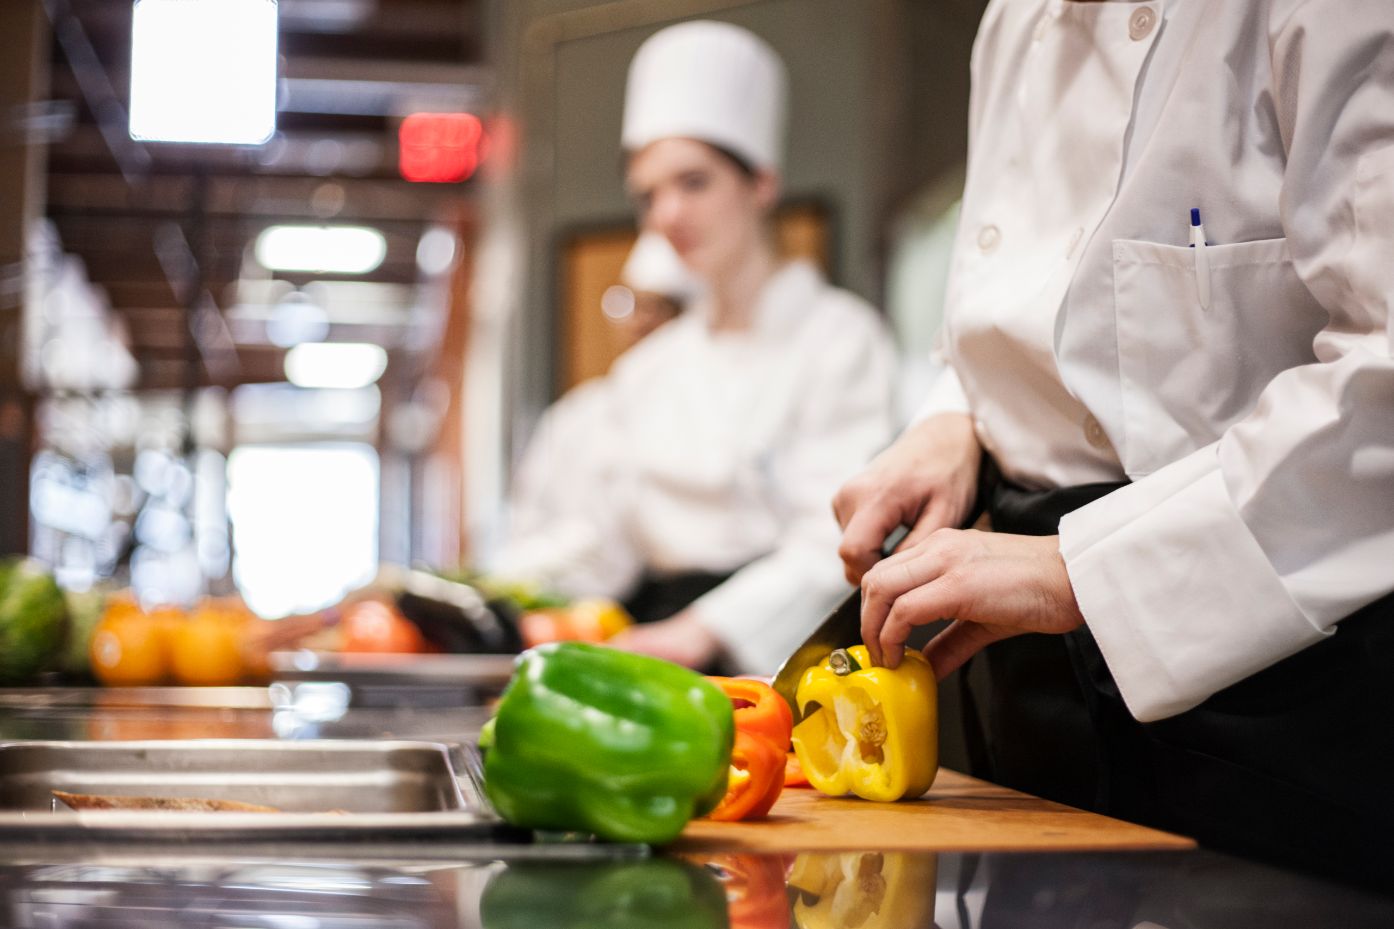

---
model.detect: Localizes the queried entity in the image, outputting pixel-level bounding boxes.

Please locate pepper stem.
[829,649,862,676]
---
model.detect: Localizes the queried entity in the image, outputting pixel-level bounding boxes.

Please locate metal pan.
[0,738,523,842]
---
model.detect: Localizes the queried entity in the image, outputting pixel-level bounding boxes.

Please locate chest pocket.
[1110,236,1326,476]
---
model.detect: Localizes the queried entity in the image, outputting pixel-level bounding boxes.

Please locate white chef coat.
[495,260,898,673]
[491,379,640,597]
[923,0,1394,721]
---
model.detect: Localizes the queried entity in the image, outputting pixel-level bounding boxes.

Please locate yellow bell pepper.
[788,851,937,929]
[790,645,937,802]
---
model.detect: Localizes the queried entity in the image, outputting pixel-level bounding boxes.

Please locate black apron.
[622,570,732,625]
[967,467,1394,892]
[622,570,736,676]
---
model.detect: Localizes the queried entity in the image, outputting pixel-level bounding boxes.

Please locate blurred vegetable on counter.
[339,599,428,653]
[0,557,68,684]
[169,599,254,685]
[58,585,106,678]
[480,642,733,844]
[90,595,272,687]
[437,570,568,613]
[89,598,172,686]
[519,597,632,649]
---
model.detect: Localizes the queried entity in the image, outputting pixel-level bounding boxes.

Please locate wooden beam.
[47,125,397,179]
[47,172,463,223]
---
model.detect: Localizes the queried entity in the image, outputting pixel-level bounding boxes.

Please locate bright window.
[227,443,379,617]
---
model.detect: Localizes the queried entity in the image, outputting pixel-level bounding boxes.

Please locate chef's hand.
[607,610,721,669]
[833,413,982,585]
[860,529,1084,676]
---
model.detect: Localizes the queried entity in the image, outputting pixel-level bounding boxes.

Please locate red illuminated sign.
[399,113,485,183]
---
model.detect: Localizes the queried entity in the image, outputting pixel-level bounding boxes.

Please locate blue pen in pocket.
[1189,207,1211,310]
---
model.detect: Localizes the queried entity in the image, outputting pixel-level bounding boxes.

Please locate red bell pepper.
[705,677,792,820]
[708,677,794,751]
[706,729,786,821]
[783,751,811,788]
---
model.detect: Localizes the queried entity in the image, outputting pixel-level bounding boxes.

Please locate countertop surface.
[1,684,1390,928]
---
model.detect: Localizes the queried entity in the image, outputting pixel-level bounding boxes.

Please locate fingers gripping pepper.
[482,642,734,843]
[791,646,938,802]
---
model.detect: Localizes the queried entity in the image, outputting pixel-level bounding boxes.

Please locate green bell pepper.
[480,859,730,929]
[481,642,733,844]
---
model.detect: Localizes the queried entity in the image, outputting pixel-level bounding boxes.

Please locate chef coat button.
[1129,7,1156,41]
[1083,413,1111,451]
[978,224,1001,253]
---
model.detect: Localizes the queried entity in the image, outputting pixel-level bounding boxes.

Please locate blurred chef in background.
[490,20,896,674]
[490,232,700,598]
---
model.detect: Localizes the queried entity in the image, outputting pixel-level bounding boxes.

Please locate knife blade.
[771,587,861,722]
[771,526,910,723]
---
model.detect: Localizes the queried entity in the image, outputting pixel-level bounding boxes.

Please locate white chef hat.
[621,20,788,173]
[620,231,702,303]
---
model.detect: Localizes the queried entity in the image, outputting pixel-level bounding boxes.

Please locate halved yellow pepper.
[791,645,937,802]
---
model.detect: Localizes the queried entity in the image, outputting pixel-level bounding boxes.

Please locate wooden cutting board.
[672,769,1193,853]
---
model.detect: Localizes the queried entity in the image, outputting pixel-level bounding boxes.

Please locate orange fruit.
[169,601,247,686]
[90,601,172,687]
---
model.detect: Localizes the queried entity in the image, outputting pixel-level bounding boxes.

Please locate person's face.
[625,138,778,283]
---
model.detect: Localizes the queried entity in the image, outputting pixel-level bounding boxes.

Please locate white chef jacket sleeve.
[910,359,971,424]
[487,379,643,599]
[690,308,899,674]
[1059,0,1394,722]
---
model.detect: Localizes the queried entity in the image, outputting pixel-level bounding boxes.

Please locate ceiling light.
[284,343,388,389]
[415,227,457,277]
[255,225,387,275]
[129,0,279,145]
[266,291,331,348]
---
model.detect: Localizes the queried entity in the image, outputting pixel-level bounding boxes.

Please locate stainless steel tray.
[0,738,520,841]
[270,651,519,688]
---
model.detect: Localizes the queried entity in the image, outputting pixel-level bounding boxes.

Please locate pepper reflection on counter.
[480,859,730,929]
[4,848,1392,929]
[787,852,935,929]
[482,852,934,929]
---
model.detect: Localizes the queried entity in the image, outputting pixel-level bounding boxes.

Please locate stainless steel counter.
[2,845,1391,929]
[1,686,1390,927]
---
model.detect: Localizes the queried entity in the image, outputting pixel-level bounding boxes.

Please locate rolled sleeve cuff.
[911,365,971,424]
[690,556,848,676]
[1058,448,1329,722]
